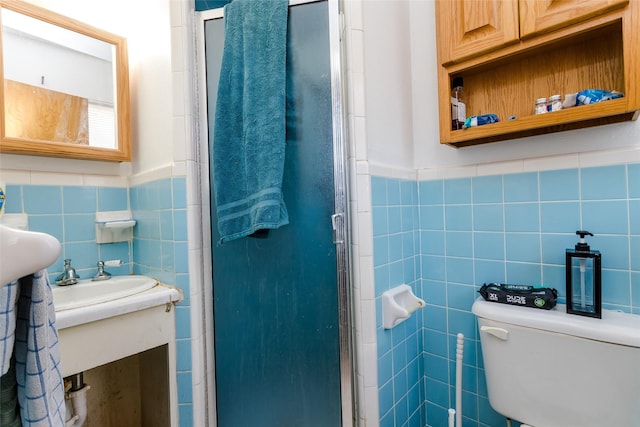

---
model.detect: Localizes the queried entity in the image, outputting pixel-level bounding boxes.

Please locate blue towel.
[213,0,289,244]
[14,270,65,426]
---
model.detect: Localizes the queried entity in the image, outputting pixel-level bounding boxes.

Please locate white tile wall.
[0,162,129,188]
[579,147,640,167]
[413,147,640,183]
[0,154,126,183]
[173,0,211,424]
[343,0,380,423]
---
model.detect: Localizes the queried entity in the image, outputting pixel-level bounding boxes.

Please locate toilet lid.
[472,298,640,348]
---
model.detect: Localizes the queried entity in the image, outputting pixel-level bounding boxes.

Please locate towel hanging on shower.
[212,0,290,244]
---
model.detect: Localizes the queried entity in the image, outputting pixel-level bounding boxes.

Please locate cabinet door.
[519,0,628,38]
[436,0,519,64]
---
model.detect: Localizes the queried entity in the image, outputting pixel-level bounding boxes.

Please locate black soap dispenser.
[565,230,601,318]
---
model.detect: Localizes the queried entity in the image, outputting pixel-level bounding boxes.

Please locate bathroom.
[0,0,639,426]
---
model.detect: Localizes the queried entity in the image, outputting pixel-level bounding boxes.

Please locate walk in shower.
[197,1,353,425]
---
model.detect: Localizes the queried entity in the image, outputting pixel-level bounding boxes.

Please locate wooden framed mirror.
[0,0,130,162]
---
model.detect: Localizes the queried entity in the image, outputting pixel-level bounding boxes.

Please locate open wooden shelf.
[448,99,637,147]
[436,3,640,148]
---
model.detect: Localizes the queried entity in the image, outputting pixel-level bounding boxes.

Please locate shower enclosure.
[198,0,352,425]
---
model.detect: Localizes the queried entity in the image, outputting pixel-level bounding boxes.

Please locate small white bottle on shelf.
[450,77,466,130]
[548,94,563,112]
[535,97,547,115]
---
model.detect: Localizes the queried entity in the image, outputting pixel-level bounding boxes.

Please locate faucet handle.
[56,259,79,285]
[92,260,112,281]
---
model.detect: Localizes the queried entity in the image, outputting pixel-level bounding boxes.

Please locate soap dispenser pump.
[565,230,601,318]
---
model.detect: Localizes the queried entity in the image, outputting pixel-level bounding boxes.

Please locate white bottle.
[451,77,466,130]
[534,97,547,115]
[548,94,562,112]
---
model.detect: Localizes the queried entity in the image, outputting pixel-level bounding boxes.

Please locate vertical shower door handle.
[331,213,344,244]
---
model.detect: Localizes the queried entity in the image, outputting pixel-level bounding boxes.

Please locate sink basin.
[53,274,181,426]
[52,275,158,311]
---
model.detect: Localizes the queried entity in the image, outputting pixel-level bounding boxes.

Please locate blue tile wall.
[130,176,191,425]
[5,177,191,426]
[372,177,425,427]
[373,162,640,427]
[5,184,131,281]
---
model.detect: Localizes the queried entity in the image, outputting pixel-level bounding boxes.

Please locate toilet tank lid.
[472,298,640,348]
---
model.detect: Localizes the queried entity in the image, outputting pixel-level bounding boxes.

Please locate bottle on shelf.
[535,97,548,115]
[451,77,466,130]
[548,94,563,112]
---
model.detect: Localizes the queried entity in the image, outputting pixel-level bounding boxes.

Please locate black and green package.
[478,283,558,310]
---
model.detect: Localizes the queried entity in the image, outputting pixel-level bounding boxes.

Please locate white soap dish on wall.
[95,210,136,243]
[382,284,425,329]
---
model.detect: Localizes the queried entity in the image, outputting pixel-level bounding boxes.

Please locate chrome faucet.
[56,259,79,285]
[92,261,112,281]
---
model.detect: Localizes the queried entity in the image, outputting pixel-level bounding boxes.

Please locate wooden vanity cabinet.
[435,0,640,147]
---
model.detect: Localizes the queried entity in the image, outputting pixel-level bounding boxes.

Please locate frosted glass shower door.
[204,2,343,426]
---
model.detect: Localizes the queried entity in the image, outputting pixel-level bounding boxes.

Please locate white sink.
[52,275,158,311]
[53,274,182,426]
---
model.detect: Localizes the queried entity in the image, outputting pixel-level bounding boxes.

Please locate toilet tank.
[472,299,640,427]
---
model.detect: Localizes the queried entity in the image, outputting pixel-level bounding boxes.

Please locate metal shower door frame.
[195,1,355,425]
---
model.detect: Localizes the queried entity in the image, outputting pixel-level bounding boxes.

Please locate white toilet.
[472,299,640,427]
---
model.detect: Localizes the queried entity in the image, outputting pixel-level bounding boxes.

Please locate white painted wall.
[362,0,414,170]
[364,0,640,171]
[10,0,174,176]
[4,33,113,103]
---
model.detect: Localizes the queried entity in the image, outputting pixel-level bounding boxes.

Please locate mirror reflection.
[0,0,130,161]
[3,8,116,147]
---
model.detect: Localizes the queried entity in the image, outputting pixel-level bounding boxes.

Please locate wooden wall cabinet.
[435,0,640,147]
[519,0,628,39]
[435,0,519,65]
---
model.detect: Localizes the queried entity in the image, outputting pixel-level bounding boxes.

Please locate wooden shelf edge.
[442,100,638,148]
